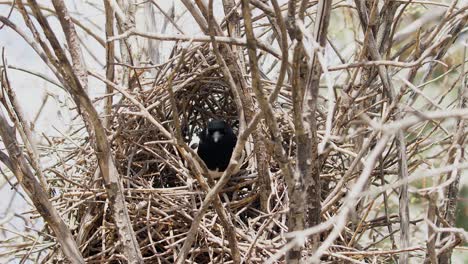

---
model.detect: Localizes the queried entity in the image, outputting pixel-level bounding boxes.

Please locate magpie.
[194,119,243,178]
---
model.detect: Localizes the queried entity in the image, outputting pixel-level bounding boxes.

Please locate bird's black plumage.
[197,120,237,177]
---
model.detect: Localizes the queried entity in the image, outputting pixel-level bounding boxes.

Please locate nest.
[40,43,380,263]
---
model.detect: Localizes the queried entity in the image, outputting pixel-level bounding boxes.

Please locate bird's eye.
[190,143,198,149]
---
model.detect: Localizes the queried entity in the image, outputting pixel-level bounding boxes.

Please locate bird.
[194,119,243,178]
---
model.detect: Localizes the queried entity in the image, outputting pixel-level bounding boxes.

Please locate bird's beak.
[212,131,222,143]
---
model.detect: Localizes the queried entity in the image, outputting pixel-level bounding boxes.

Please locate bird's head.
[206,119,231,143]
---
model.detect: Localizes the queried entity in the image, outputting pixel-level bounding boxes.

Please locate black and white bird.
[192,119,243,178]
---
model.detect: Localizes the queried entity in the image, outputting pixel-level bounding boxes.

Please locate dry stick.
[205,0,250,259]
[396,114,411,264]
[245,209,286,262]
[267,133,390,263]
[325,252,367,264]
[286,0,308,262]
[393,7,446,44]
[250,0,275,17]
[378,152,398,252]
[0,110,85,263]
[354,2,410,262]
[347,199,375,247]
[426,219,468,242]
[327,35,451,71]
[141,1,159,65]
[339,246,426,256]
[31,93,49,129]
[406,1,465,105]
[3,3,65,84]
[437,42,467,263]
[207,1,295,261]
[399,77,444,110]
[217,0,272,221]
[377,108,468,132]
[360,161,468,201]
[1,53,50,192]
[75,168,102,246]
[308,135,391,263]
[150,0,184,34]
[203,3,245,263]
[239,0,273,216]
[417,2,466,87]
[0,0,14,31]
[221,0,246,77]
[24,0,143,262]
[51,0,87,91]
[103,18,453,71]
[321,132,377,213]
[437,234,464,259]
[223,0,271,214]
[103,0,115,129]
[2,3,90,260]
[0,65,64,89]
[220,0,270,212]
[425,192,438,264]
[266,220,331,264]
[262,0,295,220]
[88,71,172,140]
[106,0,126,23]
[148,1,174,65]
[107,28,282,60]
[0,1,107,48]
[295,19,334,155]
[375,0,399,55]
[269,0,290,104]
[302,0,332,252]
[180,0,209,32]
[113,0,142,90]
[241,0,300,260]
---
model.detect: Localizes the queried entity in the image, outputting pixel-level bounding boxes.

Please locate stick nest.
[39,44,398,263]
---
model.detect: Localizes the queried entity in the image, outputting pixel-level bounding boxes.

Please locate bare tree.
[0,0,466,263]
